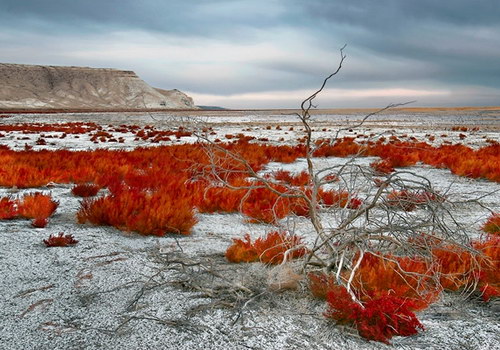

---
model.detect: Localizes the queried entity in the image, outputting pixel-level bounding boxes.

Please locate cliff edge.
[0,63,197,110]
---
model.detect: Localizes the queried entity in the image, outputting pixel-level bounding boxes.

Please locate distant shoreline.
[1,106,500,115]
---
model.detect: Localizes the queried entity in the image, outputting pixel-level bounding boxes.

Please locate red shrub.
[482,213,500,235]
[43,233,78,247]
[32,217,49,228]
[194,178,248,214]
[473,237,500,301]
[385,190,418,211]
[225,231,307,264]
[77,188,196,236]
[319,190,362,209]
[225,234,259,263]
[253,231,308,264]
[308,272,335,299]
[274,170,310,186]
[18,193,58,219]
[432,237,500,300]
[71,183,100,197]
[241,186,290,224]
[350,252,439,310]
[370,159,394,174]
[313,137,363,157]
[325,286,424,344]
[0,197,18,220]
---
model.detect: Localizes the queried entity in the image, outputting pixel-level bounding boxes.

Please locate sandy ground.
[0,111,499,349]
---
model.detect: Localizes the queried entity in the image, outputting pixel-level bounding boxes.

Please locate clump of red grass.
[482,212,500,235]
[43,233,78,247]
[241,186,291,224]
[17,193,58,219]
[71,183,101,197]
[348,252,440,311]
[273,170,311,186]
[385,190,419,211]
[77,186,197,236]
[433,236,500,301]
[319,190,362,209]
[370,159,394,174]
[225,231,307,264]
[0,197,18,219]
[193,177,248,214]
[32,217,49,228]
[307,236,500,344]
[385,190,445,211]
[324,285,424,344]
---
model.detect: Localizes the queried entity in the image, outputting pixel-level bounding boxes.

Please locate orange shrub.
[482,213,500,235]
[432,238,499,300]
[71,183,101,197]
[274,170,311,186]
[319,189,362,209]
[370,159,394,174]
[473,237,500,301]
[0,197,18,220]
[225,234,259,263]
[313,137,363,157]
[385,190,418,211]
[324,286,424,344]
[32,217,49,228]
[308,272,335,299]
[43,233,79,247]
[225,231,307,264]
[77,188,197,236]
[349,252,439,311]
[241,186,290,224]
[194,177,248,214]
[18,193,58,219]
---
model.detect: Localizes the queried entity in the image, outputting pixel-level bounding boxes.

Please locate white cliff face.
[0,63,197,109]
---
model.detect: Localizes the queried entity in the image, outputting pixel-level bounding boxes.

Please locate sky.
[1,0,499,109]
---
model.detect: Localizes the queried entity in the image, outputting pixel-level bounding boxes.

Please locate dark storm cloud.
[293,0,500,88]
[0,0,499,106]
[0,0,288,38]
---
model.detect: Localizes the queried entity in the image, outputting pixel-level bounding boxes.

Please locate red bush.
[274,170,311,186]
[349,252,439,310]
[370,160,394,174]
[325,286,424,344]
[77,187,196,236]
[0,197,18,220]
[71,183,100,197]
[225,231,307,264]
[308,272,335,299]
[482,213,500,235]
[43,233,79,247]
[385,190,418,211]
[194,177,248,214]
[241,186,290,224]
[18,193,58,219]
[225,234,259,263]
[319,190,362,209]
[432,237,499,301]
[32,217,49,228]
[472,237,500,301]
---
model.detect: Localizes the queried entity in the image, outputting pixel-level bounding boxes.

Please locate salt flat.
[0,110,499,350]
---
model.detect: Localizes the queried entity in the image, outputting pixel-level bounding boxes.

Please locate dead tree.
[193,47,483,305]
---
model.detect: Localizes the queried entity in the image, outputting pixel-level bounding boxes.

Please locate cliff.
[0,63,197,110]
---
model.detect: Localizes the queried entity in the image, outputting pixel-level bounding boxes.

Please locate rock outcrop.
[0,63,196,110]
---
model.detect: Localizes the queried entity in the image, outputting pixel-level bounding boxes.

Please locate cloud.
[0,0,499,107]
[189,87,452,109]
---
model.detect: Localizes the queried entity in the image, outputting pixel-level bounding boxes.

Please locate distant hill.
[0,63,197,110]
[197,105,227,110]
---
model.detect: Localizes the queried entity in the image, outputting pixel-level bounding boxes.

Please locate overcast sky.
[1,0,499,108]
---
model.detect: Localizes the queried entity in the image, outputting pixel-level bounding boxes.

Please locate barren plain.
[0,109,499,350]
